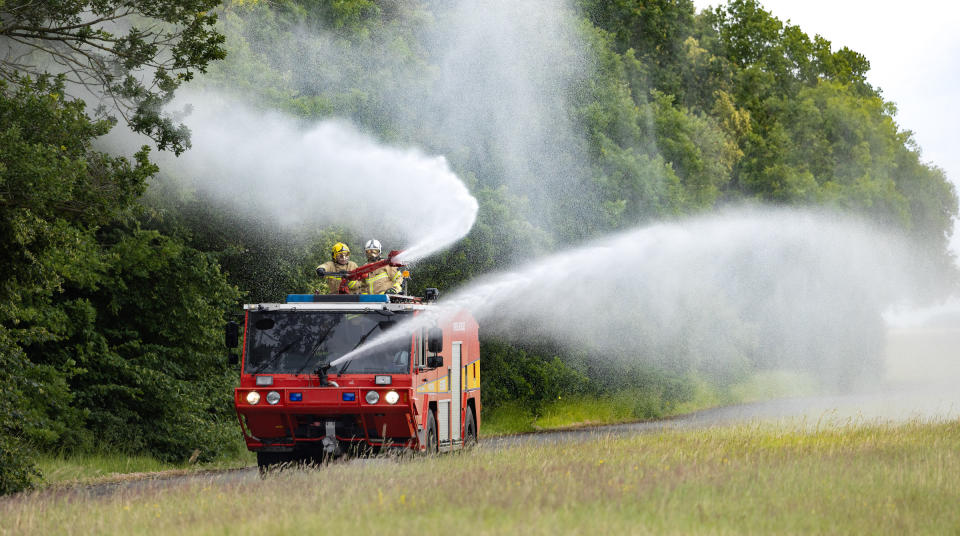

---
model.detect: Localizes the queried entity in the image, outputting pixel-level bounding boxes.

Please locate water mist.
[147,91,478,263]
[336,208,954,408]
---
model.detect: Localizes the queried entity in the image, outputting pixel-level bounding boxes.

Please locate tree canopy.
[0,0,226,153]
[0,0,233,494]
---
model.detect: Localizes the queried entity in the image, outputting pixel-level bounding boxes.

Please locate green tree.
[580,0,697,99]
[47,225,242,459]
[0,76,156,490]
[0,73,244,493]
[0,0,226,153]
[695,0,955,251]
[480,339,592,415]
[650,90,738,208]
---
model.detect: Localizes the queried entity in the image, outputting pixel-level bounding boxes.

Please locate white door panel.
[451,342,462,441]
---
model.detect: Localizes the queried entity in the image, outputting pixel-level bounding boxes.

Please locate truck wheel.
[425,410,438,454]
[463,406,477,448]
[257,451,278,475]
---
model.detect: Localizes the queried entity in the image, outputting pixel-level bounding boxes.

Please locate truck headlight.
[365,390,380,404]
[384,390,400,405]
[266,391,281,405]
[246,391,261,405]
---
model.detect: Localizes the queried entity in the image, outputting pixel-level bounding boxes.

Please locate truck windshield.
[245,311,412,375]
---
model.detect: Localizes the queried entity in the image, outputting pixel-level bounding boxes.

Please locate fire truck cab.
[228,292,480,469]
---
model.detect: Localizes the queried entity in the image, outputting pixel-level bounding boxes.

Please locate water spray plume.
[235,0,591,242]
[332,208,937,393]
[446,208,926,386]
[153,91,478,262]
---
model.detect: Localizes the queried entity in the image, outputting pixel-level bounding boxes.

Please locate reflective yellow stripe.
[363,268,402,294]
[389,270,403,292]
[325,276,359,290]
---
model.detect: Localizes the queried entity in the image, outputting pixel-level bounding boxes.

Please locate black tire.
[257,451,279,475]
[424,410,438,454]
[463,406,477,449]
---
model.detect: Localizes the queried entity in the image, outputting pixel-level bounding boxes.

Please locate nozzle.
[316,363,333,386]
[387,250,405,265]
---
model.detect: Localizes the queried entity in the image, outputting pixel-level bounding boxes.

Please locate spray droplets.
[155,92,478,263]
[327,208,934,393]
[435,208,929,389]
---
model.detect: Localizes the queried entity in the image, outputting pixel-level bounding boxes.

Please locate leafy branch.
[0,0,226,154]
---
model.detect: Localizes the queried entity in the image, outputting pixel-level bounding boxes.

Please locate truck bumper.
[235,387,420,453]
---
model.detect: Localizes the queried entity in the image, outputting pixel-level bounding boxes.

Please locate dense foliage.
[0,75,243,494]
[0,0,226,153]
[0,0,237,491]
[1,0,956,494]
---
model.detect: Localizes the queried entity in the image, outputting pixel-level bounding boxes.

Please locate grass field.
[32,451,255,487]
[4,418,958,535]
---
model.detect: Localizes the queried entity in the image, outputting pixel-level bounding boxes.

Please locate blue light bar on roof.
[285,294,390,303]
[358,295,390,302]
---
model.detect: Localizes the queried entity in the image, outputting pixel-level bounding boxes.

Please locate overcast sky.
[693,0,960,256]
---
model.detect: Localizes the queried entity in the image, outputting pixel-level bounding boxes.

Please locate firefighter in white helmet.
[316,242,359,294]
[362,239,403,295]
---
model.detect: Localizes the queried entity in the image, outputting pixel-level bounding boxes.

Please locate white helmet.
[364,239,382,252]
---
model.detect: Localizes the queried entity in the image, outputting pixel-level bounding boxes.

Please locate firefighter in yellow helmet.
[361,239,404,295]
[316,242,359,294]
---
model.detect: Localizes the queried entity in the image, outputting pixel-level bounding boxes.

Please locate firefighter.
[362,239,404,295]
[316,242,359,294]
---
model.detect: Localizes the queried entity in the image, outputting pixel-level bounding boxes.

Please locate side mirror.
[228,353,239,366]
[225,321,239,348]
[427,327,443,353]
[427,354,444,368]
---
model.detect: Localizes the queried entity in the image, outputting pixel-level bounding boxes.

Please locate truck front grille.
[293,415,364,439]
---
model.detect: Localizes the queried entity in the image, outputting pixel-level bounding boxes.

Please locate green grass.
[33,450,256,487]
[5,419,959,534]
[724,370,819,403]
[481,401,538,434]
[482,389,705,436]
[483,371,818,435]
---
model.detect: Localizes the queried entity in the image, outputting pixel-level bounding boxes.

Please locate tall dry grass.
[3,419,958,535]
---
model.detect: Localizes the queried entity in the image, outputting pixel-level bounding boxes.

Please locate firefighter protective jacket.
[364,265,403,294]
[317,260,359,294]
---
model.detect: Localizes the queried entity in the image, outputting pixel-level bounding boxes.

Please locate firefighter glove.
[385,288,398,294]
[316,267,326,277]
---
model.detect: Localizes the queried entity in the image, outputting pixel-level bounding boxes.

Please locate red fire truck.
[226,290,480,470]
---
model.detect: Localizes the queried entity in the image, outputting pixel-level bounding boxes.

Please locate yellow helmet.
[331,242,350,259]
